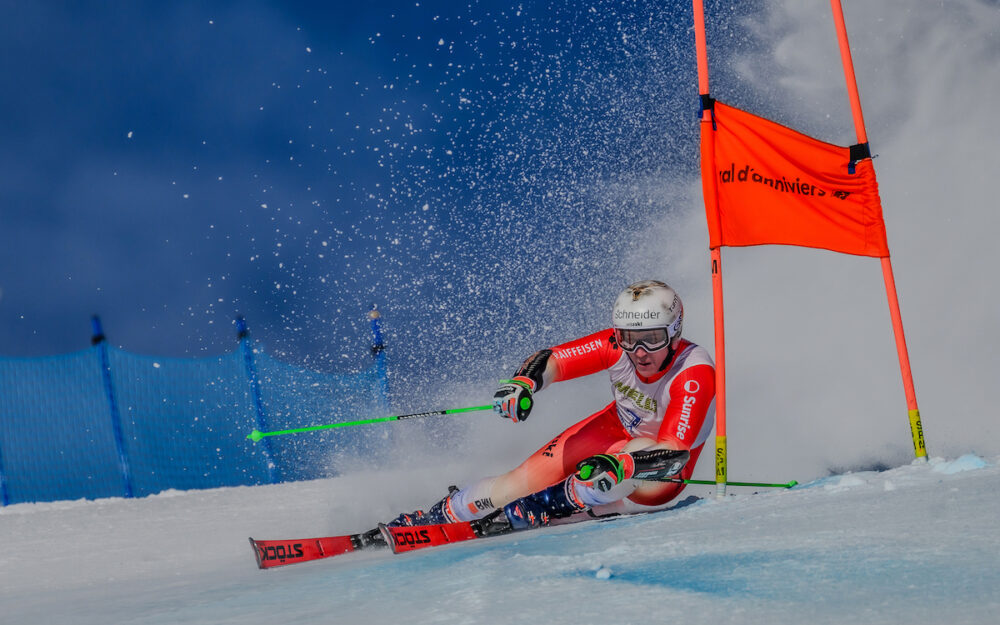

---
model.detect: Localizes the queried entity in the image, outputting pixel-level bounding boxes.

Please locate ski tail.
[378,521,480,554]
[249,535,358,569]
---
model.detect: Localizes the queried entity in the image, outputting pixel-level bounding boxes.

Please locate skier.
[387,279,716,535]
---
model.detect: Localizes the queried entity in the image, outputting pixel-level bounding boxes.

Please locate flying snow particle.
[438,38,445,45]
[127,131,133,139]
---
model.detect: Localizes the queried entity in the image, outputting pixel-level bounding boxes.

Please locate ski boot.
[386,486,460,527]
[500,479,585,531]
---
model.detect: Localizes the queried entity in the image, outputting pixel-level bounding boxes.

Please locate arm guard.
[514,349,553,392]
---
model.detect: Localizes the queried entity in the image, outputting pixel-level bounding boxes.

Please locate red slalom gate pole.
[829,0,926,460]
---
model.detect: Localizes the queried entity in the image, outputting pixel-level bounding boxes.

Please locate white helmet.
[612,280,683,353]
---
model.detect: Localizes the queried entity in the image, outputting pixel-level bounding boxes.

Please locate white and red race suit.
[466,328,716,515]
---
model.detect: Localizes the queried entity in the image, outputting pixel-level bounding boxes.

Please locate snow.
[932,454,988,475]
[2,1,998,623]
[2,455,998,624]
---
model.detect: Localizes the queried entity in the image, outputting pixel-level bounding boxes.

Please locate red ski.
[378,520,483,554]
[249,519,493,569]
[249,533,378,569]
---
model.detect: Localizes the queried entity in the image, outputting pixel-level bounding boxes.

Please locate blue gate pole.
[236,316,278,484]
[91,316,133,498]
[368,305,391,413]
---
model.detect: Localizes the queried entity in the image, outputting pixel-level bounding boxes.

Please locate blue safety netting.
[0,342,388,505]
[0,348,125,504]
[107,347,268,497]
[256,350,390,483]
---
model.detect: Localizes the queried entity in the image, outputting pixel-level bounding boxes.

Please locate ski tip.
[377,523,397,554]
[248,537,265,569]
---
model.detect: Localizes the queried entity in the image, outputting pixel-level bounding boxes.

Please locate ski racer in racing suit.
[388,280,716,533]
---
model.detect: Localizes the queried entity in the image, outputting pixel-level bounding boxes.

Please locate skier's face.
[626,343,671,378]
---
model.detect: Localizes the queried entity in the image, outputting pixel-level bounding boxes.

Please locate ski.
[378,505,548,554]
[249,529,385,569]
[378,491,706,556]
[248,521,479,569]
[253,493,709,568]
[378,520,484,554]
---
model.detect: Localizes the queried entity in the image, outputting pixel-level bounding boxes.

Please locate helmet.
[611,280,683,353]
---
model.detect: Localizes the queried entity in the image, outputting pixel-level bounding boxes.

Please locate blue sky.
[0,1,757,384]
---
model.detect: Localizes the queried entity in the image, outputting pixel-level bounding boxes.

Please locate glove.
[493,377,534,422]
[576,449,690,492]
[574,453,636,492]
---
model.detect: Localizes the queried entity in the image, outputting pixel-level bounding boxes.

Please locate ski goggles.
[614,327,671,353]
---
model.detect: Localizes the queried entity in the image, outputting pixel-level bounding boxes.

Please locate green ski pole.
[247,404,493,442]
[667,478,798,489]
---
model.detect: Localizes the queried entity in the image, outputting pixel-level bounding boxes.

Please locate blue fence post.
[91,316,133,498]
[368,305,391,413]
[0,452,7,506]
[0,406,8,504]
[236,316,278,484]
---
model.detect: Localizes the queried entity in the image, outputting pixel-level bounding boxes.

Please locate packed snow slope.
[2,453,996,625]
